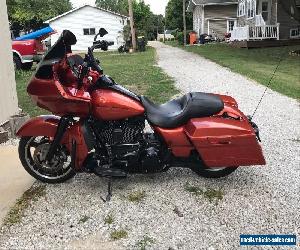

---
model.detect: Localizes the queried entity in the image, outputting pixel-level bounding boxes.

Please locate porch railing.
[230,23,280,41]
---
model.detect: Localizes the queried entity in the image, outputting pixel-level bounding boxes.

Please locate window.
[246,0,255,19]
[290,28,300,38]
[238,0,246,17]
[83,28,96,35]
[261,1,270,22]
[227,20,236,32]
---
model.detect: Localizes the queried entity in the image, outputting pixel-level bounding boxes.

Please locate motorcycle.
[17,29,266,201]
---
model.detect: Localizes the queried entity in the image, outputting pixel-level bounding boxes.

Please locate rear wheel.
[19,136,76,183]
[192,166,238,178]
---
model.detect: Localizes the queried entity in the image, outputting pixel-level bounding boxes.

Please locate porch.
[230,38,300,48]
[230,23,280,41]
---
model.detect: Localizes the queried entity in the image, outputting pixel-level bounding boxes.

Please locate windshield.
[35,30,77,79]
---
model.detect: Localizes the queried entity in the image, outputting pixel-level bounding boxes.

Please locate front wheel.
[19,136,76,183]
[192,166,238,178]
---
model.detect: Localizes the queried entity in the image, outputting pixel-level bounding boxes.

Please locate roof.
[14,26,55,41]
[187,0,238,11]
[46,4,128,23]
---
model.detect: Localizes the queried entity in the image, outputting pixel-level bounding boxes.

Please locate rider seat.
[141,92,224,128]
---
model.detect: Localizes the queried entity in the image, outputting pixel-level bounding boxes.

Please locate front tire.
[19,136,76,183]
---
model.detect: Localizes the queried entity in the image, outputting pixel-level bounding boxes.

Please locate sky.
[70,0,168,15]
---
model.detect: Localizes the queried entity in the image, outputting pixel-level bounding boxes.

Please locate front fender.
[16,115,89,171]
[16,115,61,137]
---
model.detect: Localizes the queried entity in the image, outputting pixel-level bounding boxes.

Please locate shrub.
[176,31,192,45]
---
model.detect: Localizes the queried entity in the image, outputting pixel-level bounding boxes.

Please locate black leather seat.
[141,92,224,128]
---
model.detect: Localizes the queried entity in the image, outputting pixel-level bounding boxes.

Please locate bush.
[176,31,191,45]
[159,38,164,42]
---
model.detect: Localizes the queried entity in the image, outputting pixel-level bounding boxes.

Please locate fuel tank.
[91,89,145,120]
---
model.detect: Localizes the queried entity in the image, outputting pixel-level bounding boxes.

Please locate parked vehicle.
[12,26,54,70]
[17,29,266,201]
[12,40,42,70]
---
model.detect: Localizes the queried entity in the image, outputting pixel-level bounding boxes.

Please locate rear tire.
[192,166,238,178]
[19,136,76,183]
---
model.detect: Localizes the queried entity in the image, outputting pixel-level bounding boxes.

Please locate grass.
[78,215,90,224]
[15,48,178,117]
[167,41,300,99]
[104,213,114,224]
[110,229,128,240]
[136,235,155,250]
[127,190,146,202]
[4,185,46,226]
[184,183,224,204]
[15,70,44,117]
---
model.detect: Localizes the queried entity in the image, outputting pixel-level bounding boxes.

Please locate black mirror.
[62,30,77,46]
[99,28,108,37]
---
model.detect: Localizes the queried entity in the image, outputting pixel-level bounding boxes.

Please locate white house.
[46,5,128,51]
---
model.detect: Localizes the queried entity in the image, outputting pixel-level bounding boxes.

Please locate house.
[187,0,238,39]
[231,0,300,41]
[157,30,175,41]
[0,1,18,130]
[46,5,128,51]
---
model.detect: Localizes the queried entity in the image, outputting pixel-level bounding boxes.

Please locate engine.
[94,117,167,173]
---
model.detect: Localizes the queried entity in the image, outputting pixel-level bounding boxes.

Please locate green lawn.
[15,47,178,117]
[167,41,300,99]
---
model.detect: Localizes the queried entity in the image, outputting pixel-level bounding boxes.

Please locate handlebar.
[76,40,115,84]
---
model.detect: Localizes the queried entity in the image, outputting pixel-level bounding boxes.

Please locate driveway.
[0,145,34,225]
[0,43,299,249]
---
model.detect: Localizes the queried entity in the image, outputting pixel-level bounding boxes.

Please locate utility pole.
[183,0,187,46]
[164,9,166,43]
[128,0,137,51]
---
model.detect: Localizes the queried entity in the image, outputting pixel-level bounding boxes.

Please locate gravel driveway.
[0,42,299,249]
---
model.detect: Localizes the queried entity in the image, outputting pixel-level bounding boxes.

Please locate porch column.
[208,20,210,35]
[201,5,205,34]
[0,1,19,124]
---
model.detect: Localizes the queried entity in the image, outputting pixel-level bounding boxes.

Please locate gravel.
[0,42,299,249]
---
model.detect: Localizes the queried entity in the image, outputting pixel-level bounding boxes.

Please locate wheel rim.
[24,137,73,180]
[204,167,227,172]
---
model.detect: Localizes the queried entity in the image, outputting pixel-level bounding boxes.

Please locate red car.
[12,39,45,70]
[12,26,54,70]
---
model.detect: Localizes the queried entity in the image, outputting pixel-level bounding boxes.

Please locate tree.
[96,0,163,40]
[7,0,72,33]
[182,0,187,45]
[128,0,136,50]
[95,0,128,15]
[166,0,192,31]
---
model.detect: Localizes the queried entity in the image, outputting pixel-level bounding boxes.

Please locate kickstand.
[101,177,112,203]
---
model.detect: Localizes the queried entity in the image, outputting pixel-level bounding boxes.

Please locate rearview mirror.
[99,28,108,37]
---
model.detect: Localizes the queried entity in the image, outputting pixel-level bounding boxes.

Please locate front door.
[258,0,271,24]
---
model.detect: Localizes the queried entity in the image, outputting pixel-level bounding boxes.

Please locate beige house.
[231,0,300,41]
[187,0,238,39]
[0,2,18,127]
